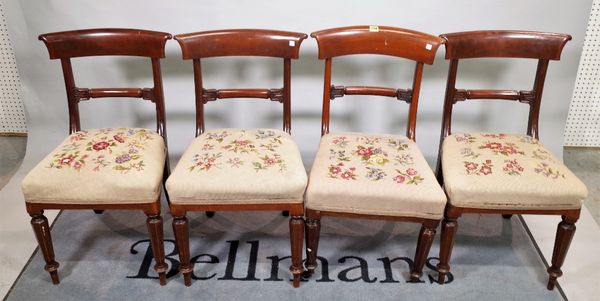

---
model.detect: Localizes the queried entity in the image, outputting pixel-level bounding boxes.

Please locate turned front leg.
[289,215,305,288]
[411,222,438,282]
[437,217,458,284]
[146,214,168,285]
[304,217,321,278]
[172,215,192,286]
[547,215,577,290]
[30,211,60,284]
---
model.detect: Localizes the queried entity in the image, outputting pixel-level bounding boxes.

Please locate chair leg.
[282,210,289,217]
[502,214,513,219]
[546,216,577,290]
[205,211,215,218]
[146,214,167,285]
[410,222,437,282]
[93,210,104,214]
[173,215,192,286]
[30,212,60,284]
[289,215,305,288]
[437,216,458,284]
[303,217,321,278]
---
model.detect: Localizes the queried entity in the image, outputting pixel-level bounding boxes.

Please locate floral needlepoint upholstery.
[306,132,446,219]
[166,128,307,205]
[442,133,588,210]
[21,128,166,204]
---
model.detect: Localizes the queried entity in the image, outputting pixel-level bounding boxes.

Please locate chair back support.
[311,26,445,140]
[438,30,571,141]
[39,28,172,140]
[174,29,307,136]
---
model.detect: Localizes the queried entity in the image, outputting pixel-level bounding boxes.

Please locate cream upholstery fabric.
[306,132,446,219]
[166,128,307,205]
[442,133,587,210]
[22,128,166,205]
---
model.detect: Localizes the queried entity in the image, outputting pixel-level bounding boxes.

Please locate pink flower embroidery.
[113,135,125,143]
[92,141,110,151]
[393,175,405,183]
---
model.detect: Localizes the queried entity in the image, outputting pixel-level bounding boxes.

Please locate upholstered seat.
[307,132,446,219]
[167,128,307,205]
[22,128,166,204]
[442,133,587,210]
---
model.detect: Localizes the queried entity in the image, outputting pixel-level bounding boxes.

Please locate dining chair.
[22,28,171,285]
[435,30,588,290]
[304,26,447,282]
[167,29,308,287]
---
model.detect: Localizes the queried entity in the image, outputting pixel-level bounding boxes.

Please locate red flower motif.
[357,148,373,157]
[486,142,502,149]
[113,135,125,143]
[329,166,341,174]
[93,141,110,151]
[480,166,492,175]
[406,168,417,176]
[393,175,405,183]
[465,162,478,171]
[266,158,276,165]
[341,171,354,180]
[59,155,75,165]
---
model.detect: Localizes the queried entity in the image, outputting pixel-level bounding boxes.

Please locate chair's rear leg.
[93,210,104,214]
[289,215,305,288]
[146,214,167,285]
[205,211,215,218]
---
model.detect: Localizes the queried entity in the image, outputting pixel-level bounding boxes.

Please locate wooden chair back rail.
[311,26,445,63]
[175,29,307,59]
[319,55,426,141]
[202,88,284,103]
[177,30,306,136]
[74,87,155,102]
[440,30,571,60]
[330,85,412,103]
[39,28,170,59]
[453,89,535,103]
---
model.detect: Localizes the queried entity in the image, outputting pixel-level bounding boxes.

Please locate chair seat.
[306,132,446,219]
[166,128,307,205]
[21,128,166,205]
[442,133,588,210]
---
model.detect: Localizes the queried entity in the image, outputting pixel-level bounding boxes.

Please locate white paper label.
[425,43,433,50]
[369,25,379,32]
[289,40,295,47]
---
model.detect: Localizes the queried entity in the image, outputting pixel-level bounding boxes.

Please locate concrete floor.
[564,147,600,227]
[0,136,26,190]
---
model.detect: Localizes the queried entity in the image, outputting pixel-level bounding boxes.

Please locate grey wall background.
[3,0,593,166]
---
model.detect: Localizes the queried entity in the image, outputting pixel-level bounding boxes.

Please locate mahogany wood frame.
[305,26,445,283]
[31,28,172,285]
[171,29,307,287]
[434,30,576,290]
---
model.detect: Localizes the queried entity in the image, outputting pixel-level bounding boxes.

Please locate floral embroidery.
[227,157,244,168]
[503,159,524,175]
[356,146,389,166]
[189,130,289,173]
[253,154,286,172]
[207,131,229,143]
[329,149,351,161]
[189,153,222,171]
[365,167,387,181]
[328,162,357,180]
[454,133,476,143]
[464,160,493,175]
[222,139,257,154]
[461,148,480,159]
[356,137,381,145]
[387,139,409,151]
[47,128,156,173]
[479,142,525,156]
[531,149,554,162]
[394,168,424,185]
[394,154,414,166]
[332,136,349,148]
[481,133,508,139]
[534,162,565,179]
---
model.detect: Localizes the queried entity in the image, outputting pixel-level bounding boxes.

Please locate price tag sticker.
[289,40,295,47]
[369,25,379,32]
[425,43,433,50]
